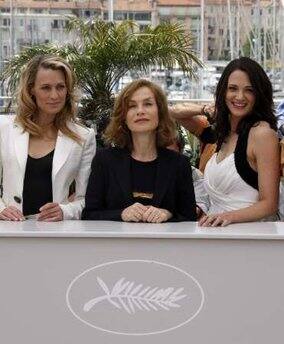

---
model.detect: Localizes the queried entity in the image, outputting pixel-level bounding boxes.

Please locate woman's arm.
[59,128,96,220]
[170,155,197,222]
[200,125,280,226]
[280,138,284,177]
[170,103,215,137]
[81,150,125,221]
[0,120,25,221]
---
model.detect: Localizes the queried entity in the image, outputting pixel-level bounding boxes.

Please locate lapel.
[152,148,176,206]
[12,121,29,173]
[52,130,75,181]
[111,148,133,203]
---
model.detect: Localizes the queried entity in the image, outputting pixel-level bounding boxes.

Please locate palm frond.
[0,18,202,138]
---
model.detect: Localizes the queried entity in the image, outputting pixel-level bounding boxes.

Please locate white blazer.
[0,115,96,219]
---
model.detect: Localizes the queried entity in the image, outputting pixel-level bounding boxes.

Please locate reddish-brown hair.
[104,79,175,149]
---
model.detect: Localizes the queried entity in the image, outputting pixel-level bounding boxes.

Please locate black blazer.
[82,147,196,221]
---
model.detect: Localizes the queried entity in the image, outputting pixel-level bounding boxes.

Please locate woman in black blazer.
[82,79,196,222]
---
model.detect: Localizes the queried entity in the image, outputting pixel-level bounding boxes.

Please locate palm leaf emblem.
[84,277,187,314]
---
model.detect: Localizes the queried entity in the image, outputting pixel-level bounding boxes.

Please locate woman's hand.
[121,203,148,222]
[142,206,172,223]
[196,206,204,220]
[198,213,233,227]
[37,202,63,222]
[0,206,25,221]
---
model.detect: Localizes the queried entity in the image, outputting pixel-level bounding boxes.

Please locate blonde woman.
[0,55,96,221]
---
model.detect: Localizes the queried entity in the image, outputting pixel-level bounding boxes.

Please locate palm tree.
[0,18,201,144]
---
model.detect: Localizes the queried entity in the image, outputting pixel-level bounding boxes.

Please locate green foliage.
[0,18,201,143]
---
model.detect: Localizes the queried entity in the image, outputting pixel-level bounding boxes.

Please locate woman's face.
[225,69,255,120]
[31,67,67,119]
[125,86,159,134]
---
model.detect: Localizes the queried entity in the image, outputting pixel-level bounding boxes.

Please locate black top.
[22,150,54,216]
[82,147,196,222]
[204,122,259,190]
[234,124,258,190]
[130,157,157,206]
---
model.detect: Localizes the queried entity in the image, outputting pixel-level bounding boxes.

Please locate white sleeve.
[60,128,96,219]
[192,167,210,214]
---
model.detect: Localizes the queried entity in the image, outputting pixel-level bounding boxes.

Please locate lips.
[231,102,246,108]
[134,118,149,123]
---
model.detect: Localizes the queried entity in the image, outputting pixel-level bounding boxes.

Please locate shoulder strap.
[234,124,259,190]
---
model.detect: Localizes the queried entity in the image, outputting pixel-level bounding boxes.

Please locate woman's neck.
[230,115,240,133]
[34,114,57,140]
[36,113,56,127]
[131,132,157,162]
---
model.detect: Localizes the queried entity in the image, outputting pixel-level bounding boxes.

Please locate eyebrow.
[39,82,65,86]
[129,97,154,102]
[228,83,253,88]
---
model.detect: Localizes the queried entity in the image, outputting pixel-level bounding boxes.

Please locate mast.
[199,0,205,98]
[227,0,234,59]
[108,0,114,21]
[200,0,204,62]
[9,0,14,56]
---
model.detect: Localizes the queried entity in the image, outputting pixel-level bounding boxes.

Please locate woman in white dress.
[199,57,280,227]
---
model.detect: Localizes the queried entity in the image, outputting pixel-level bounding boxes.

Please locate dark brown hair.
[215,57,277,150]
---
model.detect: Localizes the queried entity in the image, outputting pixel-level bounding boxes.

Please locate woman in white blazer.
[0,55,96,221]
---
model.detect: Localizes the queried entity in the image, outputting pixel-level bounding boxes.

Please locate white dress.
[204,153,259,214]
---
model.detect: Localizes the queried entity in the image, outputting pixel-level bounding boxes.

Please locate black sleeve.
[169,155,197,222]
[199,125,217,144]
[81,151,123,221]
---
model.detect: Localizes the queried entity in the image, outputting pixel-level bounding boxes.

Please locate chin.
[229,108,251,118]
[131,127,157,134]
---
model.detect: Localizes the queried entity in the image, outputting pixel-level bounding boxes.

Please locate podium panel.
[0,221,283,343]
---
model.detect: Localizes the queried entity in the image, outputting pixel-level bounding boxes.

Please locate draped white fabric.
[204,153,259,214]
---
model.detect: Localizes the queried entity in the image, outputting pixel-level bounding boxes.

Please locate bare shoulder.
[250,121,278,144]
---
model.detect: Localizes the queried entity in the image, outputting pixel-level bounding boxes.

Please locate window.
[1,8,10,13]
[134,12,151,21]
[2,18,10,26]
[51,19,66,29]
[52,19,59,29]
[114,12,127,20]
[3,45,8,57]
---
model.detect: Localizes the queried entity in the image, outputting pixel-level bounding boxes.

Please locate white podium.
[0,220,283,343]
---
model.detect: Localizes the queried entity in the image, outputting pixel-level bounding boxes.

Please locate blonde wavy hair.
[104,79,176,149]
[16,55,82,143]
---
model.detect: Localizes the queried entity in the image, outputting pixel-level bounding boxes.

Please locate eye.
[145,102,153,106]
[41,85,50,91]
[57,84,66,90]
[246,88,254,93]
[128,104,136,109]
[228,86,237,91]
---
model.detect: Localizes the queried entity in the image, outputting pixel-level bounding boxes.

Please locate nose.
[136,104,145,115]
[50,87,59,99]
[236,90,245,100]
